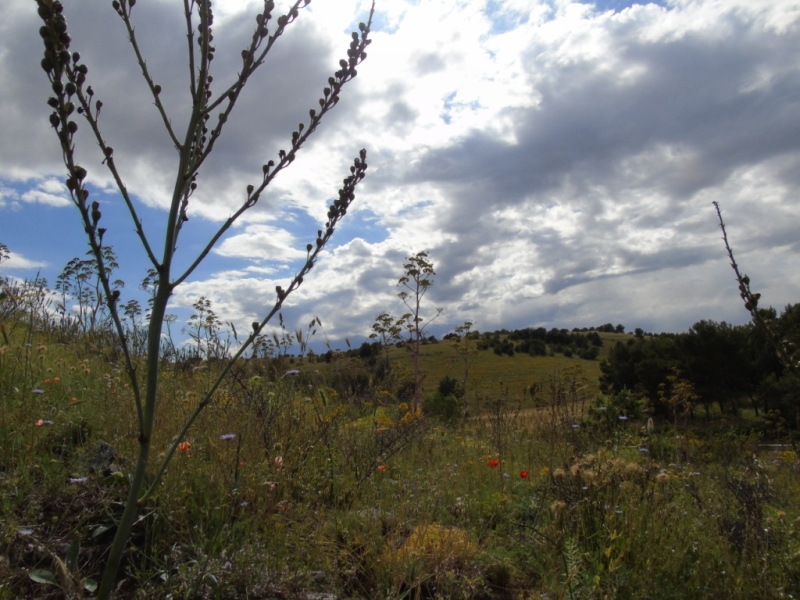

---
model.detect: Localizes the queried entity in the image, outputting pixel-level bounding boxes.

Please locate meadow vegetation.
[2,264,800,599]
[10,1,800,597]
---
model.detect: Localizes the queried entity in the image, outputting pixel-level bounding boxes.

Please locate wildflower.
[551,500,567,516]
[283,369,300,377]
[540,467,550,476]
[487,459,500,469]
[553,468,566,479]
[178,441,191,452]
[570,464,582,477]
[520,470,529,478]
[68,477,88,484]
[398,402,409,411]
[618,415,628,421]
[70,397,78,404]
[377,464,387,473]
[274,456,284,470]
[240,500,250,507]
[32,388,44,395]
[571,423,580,429]
[53,377,60,383]
[656,471,669,483]
[219,433,236,441]
[638,447,649,453]
[35,419,44,427]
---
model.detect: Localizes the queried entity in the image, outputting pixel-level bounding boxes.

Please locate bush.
[425,392,462,423]
[437,375,463,399]
[585,389,644,436]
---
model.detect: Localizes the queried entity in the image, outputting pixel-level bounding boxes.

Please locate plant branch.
[172,2,374,287]
[184,0,197,102]
[141,149,368,500]
[713,201,798,378]
[113,2,182,150]
[37,0,146,430]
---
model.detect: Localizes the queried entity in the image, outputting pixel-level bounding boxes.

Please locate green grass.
[2,316,799,599]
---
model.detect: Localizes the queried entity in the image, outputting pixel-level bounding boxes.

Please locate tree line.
[599,305,800,428]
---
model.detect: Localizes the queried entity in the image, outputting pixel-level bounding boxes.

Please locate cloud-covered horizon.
[2,0,799,344]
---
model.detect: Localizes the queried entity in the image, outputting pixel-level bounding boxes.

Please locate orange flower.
[178,441,191,452]
[44,379,51,385]
[487,459,500,469]
[520,470,529,479]
[53,377,60,383]
[35,419,44,427]
[377,464,387,473]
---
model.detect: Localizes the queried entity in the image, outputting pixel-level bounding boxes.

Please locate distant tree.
[656,369,699,461]
[615,324,625,334]
[450,320,479,416]
[600,335,682,417]
[397,251,443,412]
[679,320,755,416]
[369,312,404,387]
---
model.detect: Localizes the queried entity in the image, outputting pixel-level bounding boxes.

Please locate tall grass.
[1,298,799,598]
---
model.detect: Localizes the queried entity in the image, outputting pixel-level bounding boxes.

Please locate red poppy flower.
[487,459,500,469]
[520,470,529,478]
[377,464,387,473]
[178,441,191,452]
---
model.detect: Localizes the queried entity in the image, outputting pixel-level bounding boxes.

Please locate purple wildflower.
[220,433,236,441]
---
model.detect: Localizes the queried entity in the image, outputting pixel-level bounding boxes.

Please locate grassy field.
[2,317,799,599]
[310,331,617,406]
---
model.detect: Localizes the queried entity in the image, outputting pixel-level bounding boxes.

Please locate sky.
[1,0,799,349]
